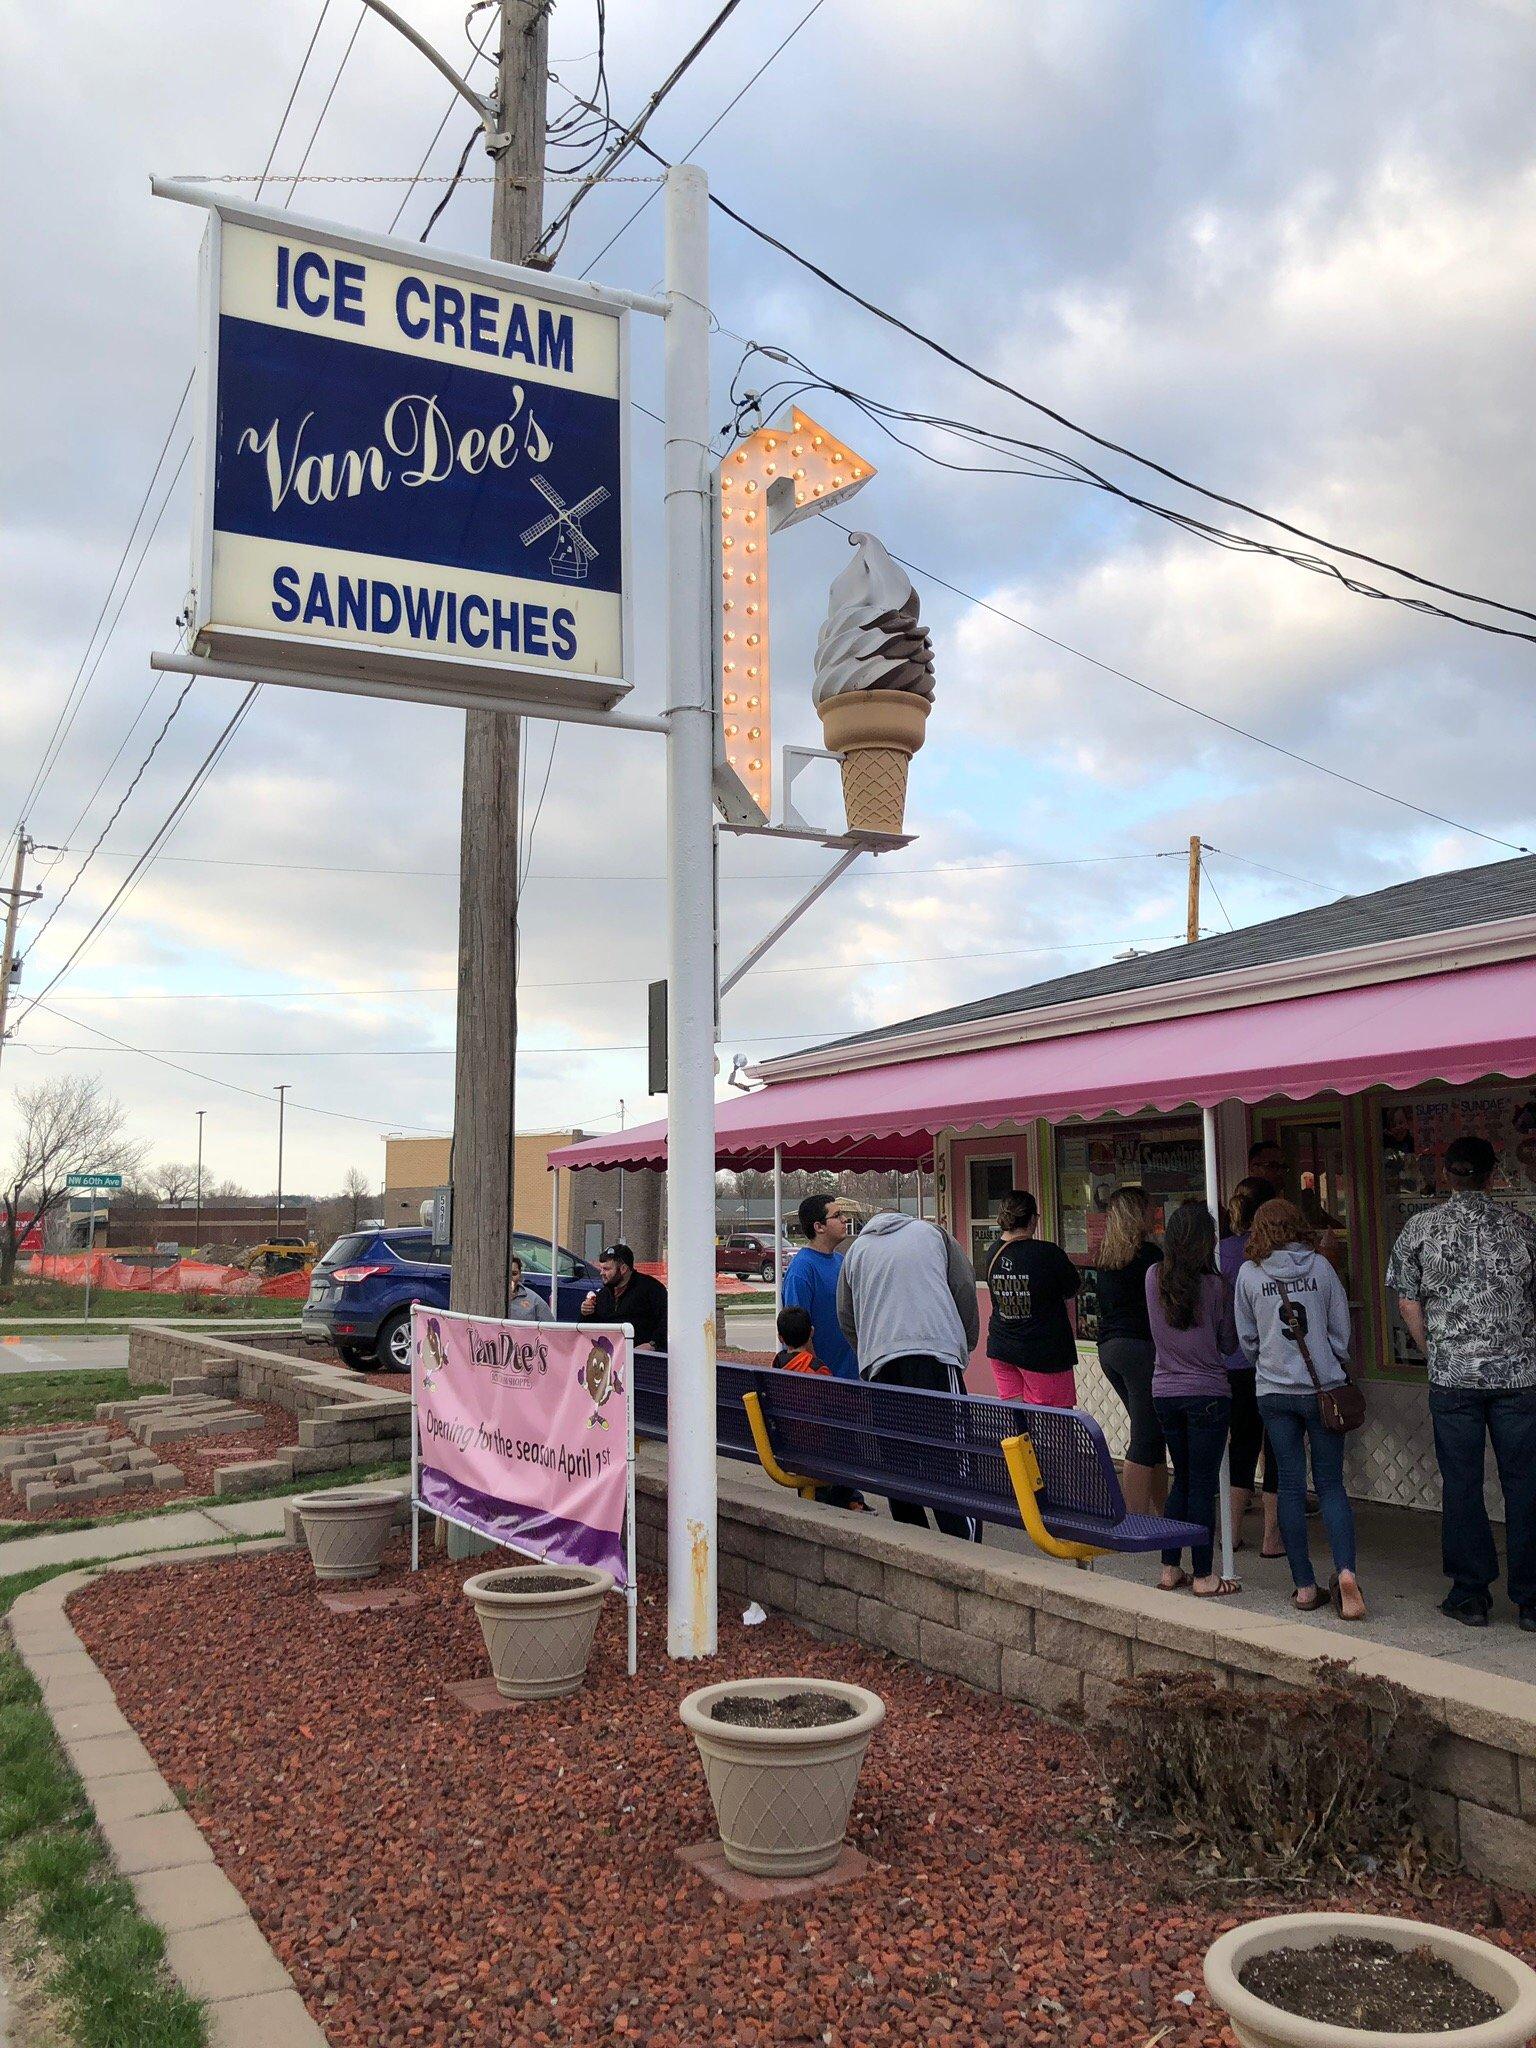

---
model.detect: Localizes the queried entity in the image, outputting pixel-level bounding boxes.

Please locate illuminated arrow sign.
[716,409,875,821]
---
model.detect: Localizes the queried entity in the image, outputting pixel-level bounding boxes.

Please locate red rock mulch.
[4,1405,300,1522]
[69,1544,1535,2048]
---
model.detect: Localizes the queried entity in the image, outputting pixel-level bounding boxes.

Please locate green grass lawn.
[0,1560,208,2044]
[0,1370,153,1436]
[0,1283,300,1328]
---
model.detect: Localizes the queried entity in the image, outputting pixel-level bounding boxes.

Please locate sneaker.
[1519,1607,1536,1634]
[1440,1595,1490,1627]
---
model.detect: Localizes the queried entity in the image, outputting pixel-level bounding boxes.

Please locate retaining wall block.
[1000,1649,1083,1716]
[918,1618,1002,1693]
[957,1588,1035,1652]
[855,1597,920,1662]
[1460,1803,1536,1892]
[795,1580,861,1637]
[882,1565,959,1627]
[1426,1735,1522,1817]
[824,1547,883,1599]
[1035,1611,1134,1680]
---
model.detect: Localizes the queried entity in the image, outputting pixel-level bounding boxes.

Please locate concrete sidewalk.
[0,1475,412,1578]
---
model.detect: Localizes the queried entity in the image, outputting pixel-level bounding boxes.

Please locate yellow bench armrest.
[743,1390,819,1499]
[1001,1432,1105,1562]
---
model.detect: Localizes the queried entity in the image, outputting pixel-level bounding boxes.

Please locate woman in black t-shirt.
[1093,1186,1165,1514]
[985,1190,1081,1407]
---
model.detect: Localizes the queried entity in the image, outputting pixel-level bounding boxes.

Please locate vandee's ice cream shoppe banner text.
[411,1308,630,1583]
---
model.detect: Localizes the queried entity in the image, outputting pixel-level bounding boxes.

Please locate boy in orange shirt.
[772,1308,868,1509]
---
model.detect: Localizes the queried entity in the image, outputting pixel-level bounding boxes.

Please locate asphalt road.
[0,1334,130,1374]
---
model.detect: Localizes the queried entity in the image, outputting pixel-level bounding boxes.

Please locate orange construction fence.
[19,1255,310,1300]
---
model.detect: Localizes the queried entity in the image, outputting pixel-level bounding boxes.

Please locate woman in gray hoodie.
[1234,1198,1365,1620]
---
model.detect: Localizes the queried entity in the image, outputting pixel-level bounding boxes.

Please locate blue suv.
[302,1225,602,1372]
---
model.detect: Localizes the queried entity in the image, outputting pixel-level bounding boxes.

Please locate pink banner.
[410,1307,631,1584]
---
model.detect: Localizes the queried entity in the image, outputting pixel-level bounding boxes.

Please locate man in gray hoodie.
[837,1213,982,1540]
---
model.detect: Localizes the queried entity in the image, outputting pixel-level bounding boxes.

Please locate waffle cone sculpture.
[812,532,935,835]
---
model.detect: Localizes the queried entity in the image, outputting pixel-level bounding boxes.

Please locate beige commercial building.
[382,1131,662,1263]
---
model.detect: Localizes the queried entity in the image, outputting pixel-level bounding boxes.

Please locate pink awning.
[548,957,1536,1173]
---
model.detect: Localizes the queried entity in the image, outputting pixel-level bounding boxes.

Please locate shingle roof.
[800,852,1536,1058]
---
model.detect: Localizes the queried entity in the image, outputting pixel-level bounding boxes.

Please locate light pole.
[617,1098,626,1246]
[274,1085,290,1238]
[195,1110,205,1254]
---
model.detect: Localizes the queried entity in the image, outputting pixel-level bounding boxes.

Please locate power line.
[257,0,337,199]
[46,848,1176,882]
[20,680,198,962]
[1199,853,1235,933]
[817,514,1529,853]
[530,0,750,259]
[27,1003,444,1131]
[13,689,260,1027]
[39,931,1192,1008]
[691,193,1536,638]
[10,405,192,841]
[576,0,831,277]
[283,2,369,203]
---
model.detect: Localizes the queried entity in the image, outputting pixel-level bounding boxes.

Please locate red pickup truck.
[714,1234,790,1282]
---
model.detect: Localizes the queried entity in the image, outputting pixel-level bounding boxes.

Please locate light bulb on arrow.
[716,408,875,822]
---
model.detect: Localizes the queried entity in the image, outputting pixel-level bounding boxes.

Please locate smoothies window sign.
[1055,1120,1207,1261]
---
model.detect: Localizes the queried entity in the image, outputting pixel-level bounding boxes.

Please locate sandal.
[1260,1544,1287,1560]
[1193,1577,1243,1599]
[1330,1575,1368,1622]
[1157,1569,1191,1592]
[1292,1587,1324,1612]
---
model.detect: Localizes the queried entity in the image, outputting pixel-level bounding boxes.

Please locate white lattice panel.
[1072,1350,1504,1525]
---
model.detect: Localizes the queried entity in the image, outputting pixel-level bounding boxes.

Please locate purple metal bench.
[742,1374,1208,1562]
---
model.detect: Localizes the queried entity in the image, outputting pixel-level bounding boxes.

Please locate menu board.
[1056,1119,1206,1261]
[1381,1087,1536,1362]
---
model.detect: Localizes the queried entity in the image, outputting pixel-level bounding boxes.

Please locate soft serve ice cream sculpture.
[812,531,936,835]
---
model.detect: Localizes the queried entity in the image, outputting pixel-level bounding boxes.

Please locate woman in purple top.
[1146,1200,1240,1597]
[1220,1176,1281,1558]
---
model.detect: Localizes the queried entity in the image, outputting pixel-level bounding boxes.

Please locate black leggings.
[1227,1367,1278,1495]
[1097,1339,1164,1466]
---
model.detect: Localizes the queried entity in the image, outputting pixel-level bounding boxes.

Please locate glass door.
[967,1156,1016,1280]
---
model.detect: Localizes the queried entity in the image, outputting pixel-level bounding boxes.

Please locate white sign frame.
[163,184,639,717]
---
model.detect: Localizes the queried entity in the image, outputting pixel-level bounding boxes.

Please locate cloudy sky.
[2,0,1533,1200]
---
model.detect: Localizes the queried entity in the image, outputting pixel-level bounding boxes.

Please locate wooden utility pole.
[0,828,34,1082]
[450,0,549,1317]
[1186,834,1202,944]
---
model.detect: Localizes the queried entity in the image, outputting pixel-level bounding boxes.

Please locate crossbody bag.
[1276,1278,1366,1434]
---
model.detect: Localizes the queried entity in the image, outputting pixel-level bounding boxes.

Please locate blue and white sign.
[187,205,631,708]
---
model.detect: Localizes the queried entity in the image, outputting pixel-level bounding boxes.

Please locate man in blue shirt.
[782,1194,859,1380]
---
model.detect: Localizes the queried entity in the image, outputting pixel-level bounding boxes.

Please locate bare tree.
[202,1176,251,1201]
[340,1166,372,1230]
[1,1076,146,1284]
[148,1160,198,1204]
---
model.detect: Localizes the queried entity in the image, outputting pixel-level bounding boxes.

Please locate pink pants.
[990,1360,1077,1407]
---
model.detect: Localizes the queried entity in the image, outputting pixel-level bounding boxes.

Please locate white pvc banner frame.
[409,1315,639,1678]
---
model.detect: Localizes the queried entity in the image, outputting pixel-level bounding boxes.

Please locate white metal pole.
[1201,1104,1235,1581]
[551,1165,561,1317]
[625,1322,638,1678]
[772,1145,785,1316]
[662,163,717,1659]
[409,1305,420,1571]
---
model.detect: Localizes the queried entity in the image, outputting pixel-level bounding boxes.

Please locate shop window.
[967,1156,1015,1279]
[1054,1119,1205,1261]
[1380,1087,1536,1364]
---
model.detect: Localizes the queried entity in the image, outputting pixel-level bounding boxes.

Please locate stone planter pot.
[461,1565,613,1700]
[1204,1913,1536,2048]
[679,1677,885,1878]
[293,1488,400,1583]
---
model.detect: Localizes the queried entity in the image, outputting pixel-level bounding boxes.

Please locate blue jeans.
[1258,1391,1356,1589]
[1153,1394,1230,1580]
[1429,1384,1536,1612]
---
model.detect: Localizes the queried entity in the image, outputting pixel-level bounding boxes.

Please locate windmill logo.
[519,475,610,583]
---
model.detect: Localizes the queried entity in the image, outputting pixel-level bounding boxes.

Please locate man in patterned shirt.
[1388,1135,1536,1630]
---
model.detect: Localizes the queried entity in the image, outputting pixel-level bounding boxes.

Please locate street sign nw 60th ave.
[179,196,633,715]
[66,1173,123,1190]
